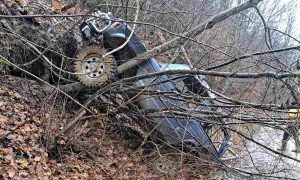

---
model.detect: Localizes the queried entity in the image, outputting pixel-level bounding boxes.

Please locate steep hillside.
[0,75,211,179]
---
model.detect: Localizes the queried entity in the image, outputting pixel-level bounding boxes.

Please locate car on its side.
[76,11,231,158]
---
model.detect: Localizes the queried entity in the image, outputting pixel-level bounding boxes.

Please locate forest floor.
[0,75,214,179]
[2,73,300,180]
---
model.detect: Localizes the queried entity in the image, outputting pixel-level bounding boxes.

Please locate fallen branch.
[114,69,300,82]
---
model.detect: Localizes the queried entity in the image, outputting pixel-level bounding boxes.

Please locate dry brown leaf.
[5,154,13,162]
[19,170,29,177]
[35,163,43,172]
[0,129,8,139]
[82,173,89,178]
[13,92,22,99]
[16,159,29,168]
[107,149,113,156]
[34,156,41,162]
[44,171,52,176]
[6,166,16,178]
[122,174,129,180]
[74,6,81,14]
[0,115,8,125]
[21,124,31,132]
[127,162,134,168]
[15,134,25,142]
[67,6,81,14]
[9,158,15,166]
[58,139,66,145]
[20,144,32,152]
[0,147,13,155]
[52,1,63,11]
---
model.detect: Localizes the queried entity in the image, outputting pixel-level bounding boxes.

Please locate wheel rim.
[81,56,105,79]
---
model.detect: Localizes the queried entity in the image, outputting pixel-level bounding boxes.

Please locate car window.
[173,76,209,97]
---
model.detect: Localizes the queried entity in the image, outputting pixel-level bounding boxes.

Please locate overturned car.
[75,11,231,159]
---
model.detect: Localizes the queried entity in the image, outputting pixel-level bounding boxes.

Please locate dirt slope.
[0,75,212,179]
[0,75,152,179]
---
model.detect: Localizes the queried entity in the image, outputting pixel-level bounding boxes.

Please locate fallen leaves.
[0,76,54,179]
[33,156,41,162]
[12,92,22,99]
[51,0,63,11]
[0,75,209,179]
[6,165,16,178]
[16,159,29,168]
[0,115,8,126]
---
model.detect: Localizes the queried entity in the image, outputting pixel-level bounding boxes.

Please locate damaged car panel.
[135,61,230,158]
